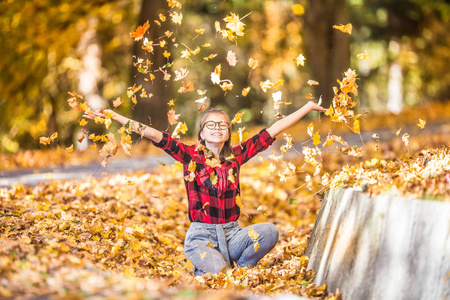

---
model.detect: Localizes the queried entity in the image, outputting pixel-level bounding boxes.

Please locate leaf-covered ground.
[1,157,341,299]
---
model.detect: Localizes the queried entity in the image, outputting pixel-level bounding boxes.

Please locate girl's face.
[200,113,230,144]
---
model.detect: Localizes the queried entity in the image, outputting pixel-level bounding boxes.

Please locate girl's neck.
[204,141,223,159]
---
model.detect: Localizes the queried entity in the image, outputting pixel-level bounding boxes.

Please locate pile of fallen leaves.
[325,146,450,201]
[0,159,341,299]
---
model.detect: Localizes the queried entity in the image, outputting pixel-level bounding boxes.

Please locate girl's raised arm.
[83,109,163,143]
[266,101,327,138]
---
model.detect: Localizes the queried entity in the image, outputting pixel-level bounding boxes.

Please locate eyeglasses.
[203,121,229,130]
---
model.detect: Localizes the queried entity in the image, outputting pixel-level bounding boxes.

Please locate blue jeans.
[184,221,279,275]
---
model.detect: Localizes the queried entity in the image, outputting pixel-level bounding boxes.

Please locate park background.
[1,0,450,299]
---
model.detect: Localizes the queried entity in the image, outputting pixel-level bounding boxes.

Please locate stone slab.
[306,188,450,300]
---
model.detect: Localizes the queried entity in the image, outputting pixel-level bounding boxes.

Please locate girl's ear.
[200,131,205,140]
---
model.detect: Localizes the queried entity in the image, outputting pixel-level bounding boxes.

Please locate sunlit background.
[1,0,449,153]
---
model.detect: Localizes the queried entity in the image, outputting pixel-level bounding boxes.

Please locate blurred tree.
[304,0,351,107]
[131,0,172,130]
[0,0,135,152]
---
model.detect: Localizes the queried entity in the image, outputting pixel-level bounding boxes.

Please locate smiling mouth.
[211,133,223,136]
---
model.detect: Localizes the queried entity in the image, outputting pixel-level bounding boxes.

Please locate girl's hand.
[307,101,328,113]
[82,109,115,120]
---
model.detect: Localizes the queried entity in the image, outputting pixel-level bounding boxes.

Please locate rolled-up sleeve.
[235,129,275,166]
[152,131,192,163]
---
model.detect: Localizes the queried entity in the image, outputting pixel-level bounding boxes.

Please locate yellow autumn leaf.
[312,131,321,146]
[296,54,306,66]
[171,162,183,175]
[242,87,251,96]
[357,50,369,60]
[79,118,88,126]
[333,23,352,34]
[65,144,74,154]
[417,118,426,129]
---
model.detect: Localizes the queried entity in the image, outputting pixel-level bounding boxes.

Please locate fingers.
[82,110,105,120]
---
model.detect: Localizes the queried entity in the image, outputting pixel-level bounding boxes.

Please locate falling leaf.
[79,119,88,126]
[171,162,183,175]
[198,103,208,113]
[307,80,319,86]
[211,64,221,85]
[130,21,150,41]
[174,67,189,81]
[113,97,123,108]
[178,81,194,93]
[203,54,217,61]
[170,11,183,25]
[99,133,120,166]
[167,0,182,9]
[396,127,402,136]
[248,58,260,70]
[195,28,205,35]
[307,123,314,137]
[226,50,237,66]
[372,133,380,140]
[231,111,245,124]
[357,50,369,60]
[142,38,153,53]
[231,127,248,144]
[333,23,352,34]
[306,93,314,99]
[267,163,277,175]
[39,132,58,145]
[296,54,306,66]
[402,133,410,146]
[223,12,246,37]
[417,118,426,129]
[260,79,284,92]
[167,109,181,125]
[219,81,234,91]
[242,87,251,97]
[77,133,85,143]
[312,132,321,146]
[64,144,74,153]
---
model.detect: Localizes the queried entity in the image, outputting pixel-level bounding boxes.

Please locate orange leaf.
[113,97,123,108]
[198,103,208,113]
[130,21,150,41]
[167,109,181,125]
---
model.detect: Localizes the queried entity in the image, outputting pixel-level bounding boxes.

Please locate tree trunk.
[131,0,172,130]
[304,0,350,107]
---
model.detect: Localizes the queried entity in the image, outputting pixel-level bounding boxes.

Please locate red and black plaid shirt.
[153,129,275,224]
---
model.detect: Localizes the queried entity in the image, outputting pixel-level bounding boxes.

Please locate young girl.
[84,101,326,275]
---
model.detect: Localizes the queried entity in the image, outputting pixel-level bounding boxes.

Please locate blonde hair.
[198,108,234,163]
